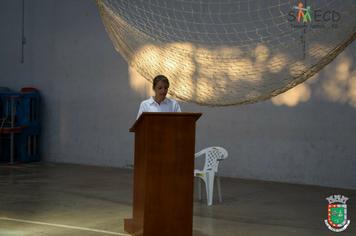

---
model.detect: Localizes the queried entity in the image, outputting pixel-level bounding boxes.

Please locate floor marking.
[0,217,130,235]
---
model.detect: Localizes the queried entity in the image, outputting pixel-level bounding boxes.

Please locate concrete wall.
[1,0,355,189]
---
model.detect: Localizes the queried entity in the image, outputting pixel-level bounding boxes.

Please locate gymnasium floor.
[0,162,355,236]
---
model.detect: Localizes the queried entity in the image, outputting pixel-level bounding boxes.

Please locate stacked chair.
[0,87,40,165]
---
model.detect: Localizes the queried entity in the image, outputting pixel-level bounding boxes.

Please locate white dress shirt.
[137,96,181,119]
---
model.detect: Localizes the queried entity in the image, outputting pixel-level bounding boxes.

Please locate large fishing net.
[94,0,356,106]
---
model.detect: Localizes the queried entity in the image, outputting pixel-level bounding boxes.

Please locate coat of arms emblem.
[325,195,350,232]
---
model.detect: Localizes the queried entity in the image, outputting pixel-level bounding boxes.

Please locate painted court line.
[0,217,130,235]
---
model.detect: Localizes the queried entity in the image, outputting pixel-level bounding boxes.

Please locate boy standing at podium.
[137,75,181,119]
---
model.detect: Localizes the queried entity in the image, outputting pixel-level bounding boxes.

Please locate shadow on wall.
[272,50,356,107]
[129,65,153,99]
[129,46,356,108]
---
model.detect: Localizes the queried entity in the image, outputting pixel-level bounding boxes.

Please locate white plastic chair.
[194,147,228,205]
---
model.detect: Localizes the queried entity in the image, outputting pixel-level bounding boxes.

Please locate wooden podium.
[125,112,202,236]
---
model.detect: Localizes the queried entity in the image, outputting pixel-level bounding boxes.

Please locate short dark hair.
[153,75,169,87]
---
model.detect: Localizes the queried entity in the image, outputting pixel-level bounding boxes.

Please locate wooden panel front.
[131,114,198,236]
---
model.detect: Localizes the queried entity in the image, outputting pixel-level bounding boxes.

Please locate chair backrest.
[202,147,228,173]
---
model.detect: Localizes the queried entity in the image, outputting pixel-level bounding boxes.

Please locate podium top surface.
[130,112,202,132]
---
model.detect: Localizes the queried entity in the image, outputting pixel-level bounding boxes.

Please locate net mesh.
[94,0,356,106]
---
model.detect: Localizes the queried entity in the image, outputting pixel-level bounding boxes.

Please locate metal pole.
[10,97,15,164]
[21,0,26,63]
